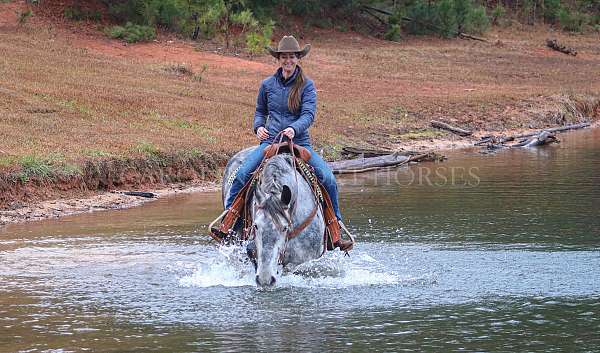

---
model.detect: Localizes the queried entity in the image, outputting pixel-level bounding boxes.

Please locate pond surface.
[1,129,599,352]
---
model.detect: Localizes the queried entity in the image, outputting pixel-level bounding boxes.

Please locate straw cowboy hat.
[267,35,311,59]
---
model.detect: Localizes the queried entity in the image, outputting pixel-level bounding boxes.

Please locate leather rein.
[250,133,320,263]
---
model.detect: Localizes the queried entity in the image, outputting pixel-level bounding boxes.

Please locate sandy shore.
[0,181,219,226]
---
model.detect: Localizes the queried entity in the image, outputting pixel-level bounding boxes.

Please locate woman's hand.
[283,127,295,140]
[256,127,269,141]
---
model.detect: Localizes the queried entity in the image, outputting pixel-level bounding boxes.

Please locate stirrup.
[338,220,356,244]
[208,210,228,243]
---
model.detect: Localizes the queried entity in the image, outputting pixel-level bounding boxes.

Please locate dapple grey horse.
[222,146,326,287]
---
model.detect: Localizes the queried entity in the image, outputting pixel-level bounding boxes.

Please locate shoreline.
[0,181,220,226]
[1,124,596,227]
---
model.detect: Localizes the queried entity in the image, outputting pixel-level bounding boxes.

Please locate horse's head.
[251,155,296,287]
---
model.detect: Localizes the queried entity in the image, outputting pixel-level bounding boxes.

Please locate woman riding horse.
[222,35,353,251]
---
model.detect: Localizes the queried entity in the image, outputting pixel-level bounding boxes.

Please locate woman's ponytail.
[288,66,305,113]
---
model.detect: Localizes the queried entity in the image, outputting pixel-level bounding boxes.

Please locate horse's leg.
[246,240,257,270]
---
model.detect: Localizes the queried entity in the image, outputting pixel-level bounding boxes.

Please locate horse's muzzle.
[256,275,276,287]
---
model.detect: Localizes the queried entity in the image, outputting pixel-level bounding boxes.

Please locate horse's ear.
[281,185,292,206]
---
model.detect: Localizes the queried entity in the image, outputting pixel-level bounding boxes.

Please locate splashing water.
[179,244,403,289]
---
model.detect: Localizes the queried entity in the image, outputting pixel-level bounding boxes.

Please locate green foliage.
[193,64,209,82]
[437,0,458,37]
[64,6,101,21]
[245,19,274,56]
[453,0,470,31]
[135,141,161,157]
[105,22,156,43]
[401,0,489,37]
[108,0,187,28]
[84,149,113,158]
[544,0,562,23]
[558,7,589,32]
[15,154,82,183]
[464,5,489,34]
[404,1,439,35]
[231,9,259,30]
[491,3,506,25]
[384,23,402,41]
[18,155,53,182]
[18,9,32,24]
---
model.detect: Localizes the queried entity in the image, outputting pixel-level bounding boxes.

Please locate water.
[1,129,599,352]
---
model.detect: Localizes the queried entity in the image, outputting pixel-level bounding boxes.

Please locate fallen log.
[341,146,394,158]
[476,122,590,148]
[329,152,443,174]
[511,131,559,147]
[458,32,488,42]
[513,122,590,139]
[431,120,473,136]
[329,153,410,174]
[546,39,577,56]
[113,191,157,198]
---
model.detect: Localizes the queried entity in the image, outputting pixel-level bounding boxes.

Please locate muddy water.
[1,129,599,352]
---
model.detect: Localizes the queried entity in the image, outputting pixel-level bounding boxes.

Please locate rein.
[250,133,319,264]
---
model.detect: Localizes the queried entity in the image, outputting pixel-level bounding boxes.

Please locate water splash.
[178,245,402,289]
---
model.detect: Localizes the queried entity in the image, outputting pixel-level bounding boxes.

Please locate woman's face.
[278,53,298,75]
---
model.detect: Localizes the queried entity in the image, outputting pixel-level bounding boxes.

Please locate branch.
[431,120,473,136]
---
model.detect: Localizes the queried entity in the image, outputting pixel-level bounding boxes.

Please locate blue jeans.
[225,143,342,221]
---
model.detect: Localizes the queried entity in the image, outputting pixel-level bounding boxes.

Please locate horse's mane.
[254,154,297,227]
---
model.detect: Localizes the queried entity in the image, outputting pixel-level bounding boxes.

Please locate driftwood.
[513,122,589,138]
[476,122,590,147]
[329,152,444,174]
[329,153,410,174]
[458,32,488,42]
[511,131,559,147]
[113,191,157,198]
[341,146,394,158]
[546,39,577,56]
[431,120,473,136]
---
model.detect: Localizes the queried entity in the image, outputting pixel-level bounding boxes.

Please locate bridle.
[249,132,319,265]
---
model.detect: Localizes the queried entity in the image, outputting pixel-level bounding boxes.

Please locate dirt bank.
[2,122,598,226]
[1,0,599,225]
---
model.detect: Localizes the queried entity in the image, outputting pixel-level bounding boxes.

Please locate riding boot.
[334,238,354,251]
[210,184,251,243]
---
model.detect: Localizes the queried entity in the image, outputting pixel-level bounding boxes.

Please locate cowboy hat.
[267,35,311,59]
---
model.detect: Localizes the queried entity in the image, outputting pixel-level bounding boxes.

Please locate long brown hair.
[288,65,306,113]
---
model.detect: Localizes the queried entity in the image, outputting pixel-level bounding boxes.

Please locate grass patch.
[1,154,82,182]
[84,149,113,158]
[159,117,217,143]
[35,94,94,116]
[193,64,208,83]
[163,63,194,76]
[162,63,208,82]
[18,155,53,182]
[0,156,16,168]
[397,129,446,140]
[57,99,93,115]
[18,9,32,25]
[134,141,161,157]
[315,138,351,161]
